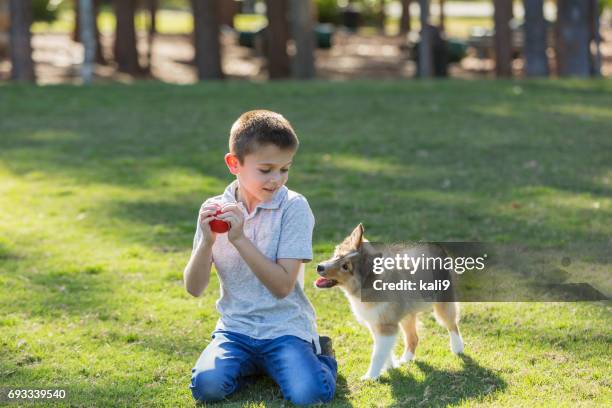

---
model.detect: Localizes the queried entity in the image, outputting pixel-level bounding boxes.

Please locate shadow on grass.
[382,354,506,407]
[463,306,611,354]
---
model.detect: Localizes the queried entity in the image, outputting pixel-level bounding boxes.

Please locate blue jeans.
[190,330,337,405]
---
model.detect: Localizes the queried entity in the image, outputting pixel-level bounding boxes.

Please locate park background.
[1,1,611,407]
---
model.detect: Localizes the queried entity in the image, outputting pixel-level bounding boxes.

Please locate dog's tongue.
[315,277,337,288]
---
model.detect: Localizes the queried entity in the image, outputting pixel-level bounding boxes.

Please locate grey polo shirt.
[192,180,320,351]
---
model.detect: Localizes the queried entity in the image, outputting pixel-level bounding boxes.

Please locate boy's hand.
[217,203,245,244]
[198,204,219,247]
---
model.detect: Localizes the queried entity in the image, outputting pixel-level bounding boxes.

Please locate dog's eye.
[342,263,349,271]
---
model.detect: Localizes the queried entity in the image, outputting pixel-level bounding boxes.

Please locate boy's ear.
[349,223,364,249]
[225,153,240,175]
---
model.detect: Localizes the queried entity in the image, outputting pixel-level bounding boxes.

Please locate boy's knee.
[284,376,335,406]
[190,369,234,402]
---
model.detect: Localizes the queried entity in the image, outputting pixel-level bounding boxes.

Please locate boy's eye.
[259,168,290,174]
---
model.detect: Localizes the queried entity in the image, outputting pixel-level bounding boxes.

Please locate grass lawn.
[0,80,611,407]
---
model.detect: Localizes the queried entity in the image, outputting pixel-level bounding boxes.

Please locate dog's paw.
[450,332,464,354]
[399,351,415,364]
[360,373,381,381]
[383,355,400,370]
[391,355,400,368]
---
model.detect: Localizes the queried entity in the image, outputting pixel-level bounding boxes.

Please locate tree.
[265,0,290,79]
[9,0,35,82]
[146,0,158,72]
[74,0,106,64]
[288,0,315,79]
[377,0,386,33]
[191,0,223,79]
[399,0,411,35]
[493,0,512,77]
[79,0,96,84]
[587,0,601,76]
[439,0,446,32]
[417,0,432,77]
[218,0,238,28]
[523,0,548,77]
[555,0,589,77]
[113,0,142,75]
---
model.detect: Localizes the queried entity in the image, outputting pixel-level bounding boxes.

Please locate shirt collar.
[221,179,287,213]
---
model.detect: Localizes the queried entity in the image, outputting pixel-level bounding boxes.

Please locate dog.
[315,224,464,380]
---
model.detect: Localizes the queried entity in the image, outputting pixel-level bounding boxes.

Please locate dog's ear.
[349,223,364,250]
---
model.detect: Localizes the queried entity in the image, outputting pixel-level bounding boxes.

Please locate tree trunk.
[399,0,411,34]
[93,0,105,64]
[289,0,315,79]
[523,0,548,76]
[75,0,106,64]
[555,0,589,77]
[9,0,35,82]
[80,0,96,83]
[146,0,158,72]
[439,0,445,32]
[191,0,223,79]
[265,0,290,79]
[218,0,238,27]
[74,0,80,42]
[378,0,386,34]
[417,0,432,78]
[587,0,601,76]
[113,0,142,75]
[493,0,512,77]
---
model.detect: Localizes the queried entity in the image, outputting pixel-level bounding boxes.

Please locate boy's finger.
[218,207,242,218]
[199,212,215,221]
[220,203,239,213]
[217,213,239,222]
[199,216,215,225]
[219,214,237,225]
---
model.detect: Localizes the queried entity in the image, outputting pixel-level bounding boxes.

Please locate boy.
[184,110,337,405]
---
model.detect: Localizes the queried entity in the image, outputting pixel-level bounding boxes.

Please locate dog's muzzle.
[314,263,338,288]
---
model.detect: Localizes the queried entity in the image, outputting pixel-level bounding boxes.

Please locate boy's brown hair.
[229,110,299,164]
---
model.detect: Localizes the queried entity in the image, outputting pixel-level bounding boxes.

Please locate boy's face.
[225,143,295,203]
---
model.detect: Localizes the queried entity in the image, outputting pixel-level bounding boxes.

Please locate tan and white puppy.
[315,224,464,380]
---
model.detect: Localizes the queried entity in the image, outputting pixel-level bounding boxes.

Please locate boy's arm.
[231,237,301,298]
[183,242,213,297]
[183,203,217,297]
[220,197,314,299]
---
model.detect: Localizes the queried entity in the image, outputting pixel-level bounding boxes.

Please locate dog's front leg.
[361,325,398,380]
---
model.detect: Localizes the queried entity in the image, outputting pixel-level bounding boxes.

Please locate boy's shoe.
[319,336,335,359]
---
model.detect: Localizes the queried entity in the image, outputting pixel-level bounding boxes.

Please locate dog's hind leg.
[399,313,418,364]
[361,324,397,380]
[433,302,464,354]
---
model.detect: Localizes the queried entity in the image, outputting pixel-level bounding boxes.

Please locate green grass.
[0,80,611,407]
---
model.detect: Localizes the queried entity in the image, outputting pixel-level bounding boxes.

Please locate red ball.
[209,208,230,233]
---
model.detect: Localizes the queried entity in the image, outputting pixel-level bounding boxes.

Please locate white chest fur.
[346,293,386,326]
